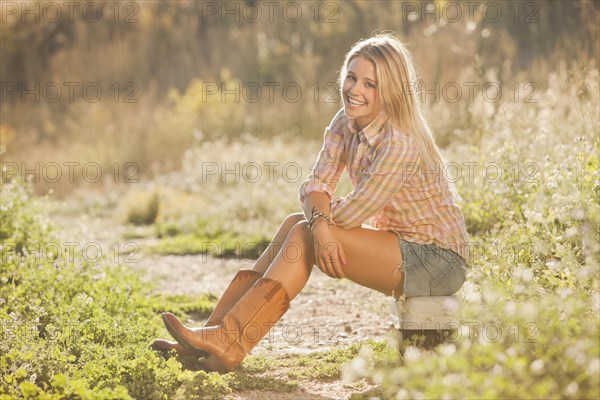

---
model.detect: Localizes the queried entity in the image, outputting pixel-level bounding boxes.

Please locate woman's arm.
[302,191,331,222]
[297,110,348,278]
[302,191,347,279]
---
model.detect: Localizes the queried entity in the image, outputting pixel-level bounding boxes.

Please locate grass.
[2,60,599,399]
[239,340,398,380]
[150,233,270,260]
[341,65,600,399]
[0,180,397,399]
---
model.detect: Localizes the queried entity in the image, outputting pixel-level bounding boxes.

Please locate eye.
[365,82,376,88]
[346,75,356,82]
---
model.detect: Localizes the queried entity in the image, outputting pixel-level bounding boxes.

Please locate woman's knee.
[283,220,311,250]
[288,220,310,238]
[282,213,305,230]
[283,221,313,265]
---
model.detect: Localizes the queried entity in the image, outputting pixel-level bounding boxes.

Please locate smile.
[347,96,367,107]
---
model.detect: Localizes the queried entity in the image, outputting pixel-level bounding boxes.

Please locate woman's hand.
[310,219,347,279]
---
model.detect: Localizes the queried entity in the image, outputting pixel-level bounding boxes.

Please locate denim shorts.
[391,232,468,298]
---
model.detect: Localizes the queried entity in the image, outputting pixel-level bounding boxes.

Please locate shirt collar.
[346,111,389,146]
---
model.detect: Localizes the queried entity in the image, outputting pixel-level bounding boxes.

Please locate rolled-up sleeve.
[298,115,347,203]
[331,135,420,228]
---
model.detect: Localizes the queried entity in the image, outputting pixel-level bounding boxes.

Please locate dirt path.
[48,205,393,399]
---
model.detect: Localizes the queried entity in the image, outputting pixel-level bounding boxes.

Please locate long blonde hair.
[340,33,447,176]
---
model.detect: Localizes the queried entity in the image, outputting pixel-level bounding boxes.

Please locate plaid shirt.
[299,108,470,262]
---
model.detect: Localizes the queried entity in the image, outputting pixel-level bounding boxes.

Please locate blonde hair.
[340,33,447,176]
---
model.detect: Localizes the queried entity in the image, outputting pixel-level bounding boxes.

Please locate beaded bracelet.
[308,207,333,230]
[308,213,332,229]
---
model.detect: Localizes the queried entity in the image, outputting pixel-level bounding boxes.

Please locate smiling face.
[342,56,382,129]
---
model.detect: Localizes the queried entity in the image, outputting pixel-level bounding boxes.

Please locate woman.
[152,33,469,373]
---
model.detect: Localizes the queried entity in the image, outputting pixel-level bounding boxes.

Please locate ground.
[48,206,397,399]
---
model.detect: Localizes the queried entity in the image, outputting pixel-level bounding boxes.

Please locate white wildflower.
[530,359,545,375]
[587,358,600,376]
[506,346,517,358]
[462,282,482,303]
[571,208,585,220]
[342,357,366,382]
[438,343,456,356]
[403,346,421,362]
[513,266,534,282]
[591,293,600,312]
[505,301,517,316]
[442,373,463,386]
[520,302,538,319]
[545,259,561,271]
[563,381,579,397]
[482,289,499,304]
[565,226,579,238]
[559,288,573,299]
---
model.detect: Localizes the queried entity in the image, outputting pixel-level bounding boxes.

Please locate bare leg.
[251,213,305,274]
[159,220,404,372]
[264,221,404,300]
[151,213,305,357]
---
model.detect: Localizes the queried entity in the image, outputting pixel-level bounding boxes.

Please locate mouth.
[346,95,367,108]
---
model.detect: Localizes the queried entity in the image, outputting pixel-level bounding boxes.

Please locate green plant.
[0,180,229,399]
[124,191,160,226]
[344,62,600,400]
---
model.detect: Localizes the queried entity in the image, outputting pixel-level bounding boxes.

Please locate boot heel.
[204,355,231,373]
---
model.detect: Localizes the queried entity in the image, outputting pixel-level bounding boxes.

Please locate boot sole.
[150,340,202,358]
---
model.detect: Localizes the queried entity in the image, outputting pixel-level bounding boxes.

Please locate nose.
[348,81,361,97]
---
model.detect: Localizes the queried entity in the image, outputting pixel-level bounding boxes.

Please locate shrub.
[344,63,600,400]
[0,180,230,399]
[122,190,160,226]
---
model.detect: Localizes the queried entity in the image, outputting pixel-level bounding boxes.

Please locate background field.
[1,1,599,399]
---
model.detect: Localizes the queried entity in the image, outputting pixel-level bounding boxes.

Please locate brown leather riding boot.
[151,269,263,357]
[162,277,290,372]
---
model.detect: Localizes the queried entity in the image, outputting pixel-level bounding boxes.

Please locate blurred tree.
[0,0,597,146]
